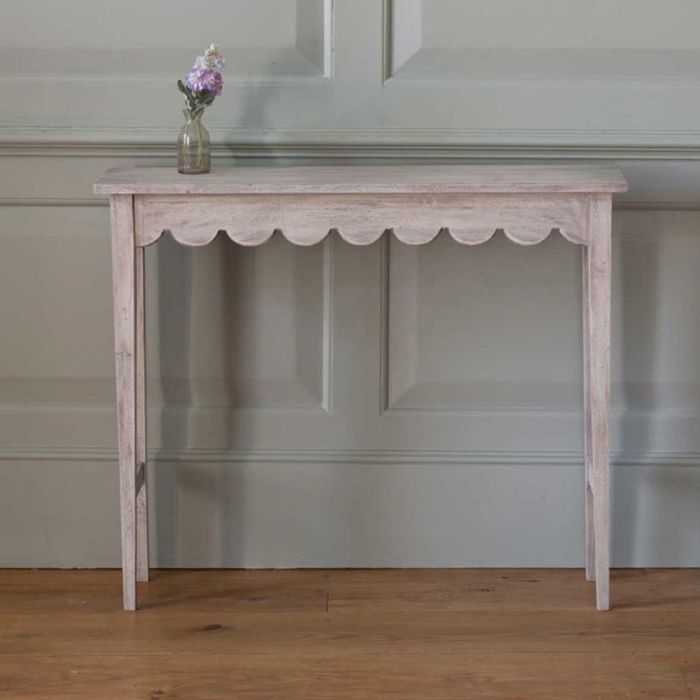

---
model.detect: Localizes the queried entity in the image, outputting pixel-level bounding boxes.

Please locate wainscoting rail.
[3,446,700,467]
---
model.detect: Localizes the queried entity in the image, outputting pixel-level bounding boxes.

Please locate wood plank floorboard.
[0,569,698,699]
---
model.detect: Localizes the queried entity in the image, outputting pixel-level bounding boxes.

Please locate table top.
[94,165,628,196]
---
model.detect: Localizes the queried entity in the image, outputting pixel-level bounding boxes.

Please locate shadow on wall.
[614,221,660,566]
[153,235,248,568]
[145,194,700,568]
[149,44,291,566]
[153,236,189,568]
[613,213,700,566]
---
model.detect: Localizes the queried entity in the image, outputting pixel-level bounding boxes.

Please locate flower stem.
[196,116,203,170]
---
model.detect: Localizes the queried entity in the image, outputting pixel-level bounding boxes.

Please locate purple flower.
[178,45,225,120]
[195,45,225,72]
[185,68,223,96]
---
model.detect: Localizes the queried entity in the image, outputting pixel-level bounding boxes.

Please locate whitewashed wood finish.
[109,194,137,611]
[582,246,595,583]
[100,165,625,611]
[586,194,613,611]
[94,165,628,196]
[135,246,149,584]
[134,193,592,248]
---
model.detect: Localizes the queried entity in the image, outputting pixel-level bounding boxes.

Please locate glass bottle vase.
[177,113,210,174]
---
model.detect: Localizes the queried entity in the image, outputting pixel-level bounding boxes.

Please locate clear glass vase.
[177,113,210,174]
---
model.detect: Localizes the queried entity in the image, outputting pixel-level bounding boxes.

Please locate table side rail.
[133,193,595,248]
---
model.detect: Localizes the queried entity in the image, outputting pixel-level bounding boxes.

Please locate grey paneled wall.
[1,1,700,568]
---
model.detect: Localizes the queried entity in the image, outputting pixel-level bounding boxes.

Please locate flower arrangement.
[176,44,225,174]
[178,44,226,121]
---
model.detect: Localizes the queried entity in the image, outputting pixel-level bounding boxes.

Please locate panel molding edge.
[3,444,700,467]
[384,0,700,83]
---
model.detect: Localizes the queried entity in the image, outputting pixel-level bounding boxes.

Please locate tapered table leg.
[135,246,149,583]
[582,246,595,581]
[111,195,138,611]
[585,194,613,611]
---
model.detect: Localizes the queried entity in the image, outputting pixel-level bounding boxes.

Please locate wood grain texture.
[0,569,698,699]
[587,194,613,611]
[101,166,624,612]
[582,246,595,583]
[94,165,628,196]
[109,195,137,611]
[135,246,149,584]
[134,193,592,248]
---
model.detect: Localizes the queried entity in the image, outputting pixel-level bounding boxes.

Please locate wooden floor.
[1,569,700,699]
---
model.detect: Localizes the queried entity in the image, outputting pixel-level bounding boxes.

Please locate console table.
[94,165,627,611]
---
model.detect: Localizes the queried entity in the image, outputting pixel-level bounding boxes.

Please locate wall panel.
[2,1,700,567]
[385,233,581,412]
[388,0,700,79]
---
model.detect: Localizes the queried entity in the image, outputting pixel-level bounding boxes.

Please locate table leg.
[136,246,149,583]
[582,247,595,582]
[585,195,612,611]
[110,195,138,611]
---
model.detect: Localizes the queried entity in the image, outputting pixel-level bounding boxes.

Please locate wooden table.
[94,165,628,611]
